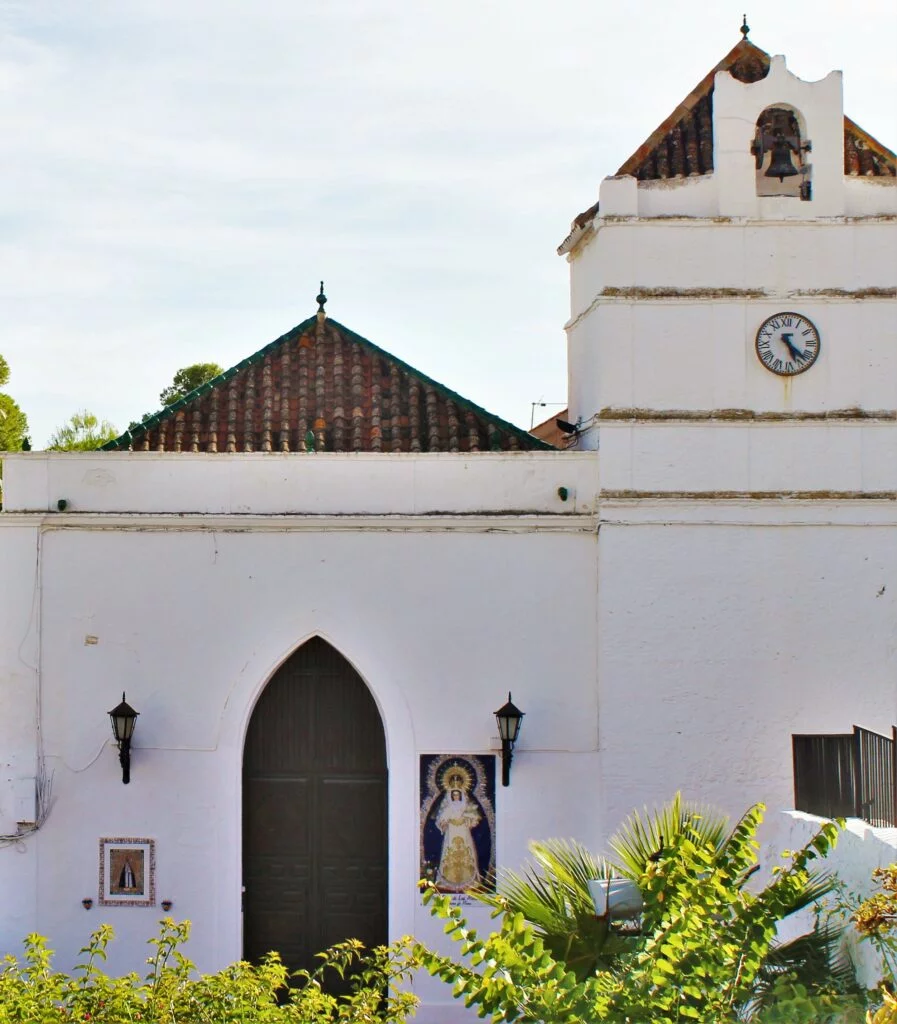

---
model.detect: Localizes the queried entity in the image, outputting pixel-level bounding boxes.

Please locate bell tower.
[558,31,896,472]
[558,27,896,836]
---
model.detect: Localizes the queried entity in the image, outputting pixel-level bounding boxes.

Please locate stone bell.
[765,134,800,181]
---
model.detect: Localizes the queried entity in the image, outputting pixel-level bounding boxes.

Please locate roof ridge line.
[844,116,897,164]
[100,316,319,449]
[616,38,769,178]
[325,317,552,450]
[102,314,552,452]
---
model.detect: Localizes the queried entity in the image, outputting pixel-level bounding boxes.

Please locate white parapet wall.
[1,450,600,517]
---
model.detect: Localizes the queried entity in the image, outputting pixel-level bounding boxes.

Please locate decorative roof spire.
[316,280,327,315]
[740,14,750,40]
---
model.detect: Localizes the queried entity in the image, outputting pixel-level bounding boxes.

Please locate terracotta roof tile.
[103,315,552,454]
[844,117,897,178]
[616,39,770,181]
[530,409,572,449]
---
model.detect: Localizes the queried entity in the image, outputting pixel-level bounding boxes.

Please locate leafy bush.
[477,794,856,1003]
[868,989,897,1024]
[413,804,865,1023]
[853,865,897,982]
[0,919,417,1023]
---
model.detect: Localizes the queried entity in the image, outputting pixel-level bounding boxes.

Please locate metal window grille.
[792,726,897,827]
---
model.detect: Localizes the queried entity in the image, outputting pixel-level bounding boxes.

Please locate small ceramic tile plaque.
[99,837,156,907]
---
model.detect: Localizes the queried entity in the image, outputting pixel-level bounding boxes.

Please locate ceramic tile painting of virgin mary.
[420,755,495,896]
[99,838,156,906]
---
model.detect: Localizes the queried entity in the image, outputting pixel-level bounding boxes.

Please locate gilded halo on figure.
[420,754,496,898]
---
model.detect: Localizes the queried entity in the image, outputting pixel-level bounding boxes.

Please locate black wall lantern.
[494,692,524,787]
[108,692,139,784]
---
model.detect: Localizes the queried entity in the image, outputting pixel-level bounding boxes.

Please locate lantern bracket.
[493,692,525,787]
[107,692,139,785]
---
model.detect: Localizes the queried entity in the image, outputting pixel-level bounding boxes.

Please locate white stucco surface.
[763,812,897,990]
[0,453,602,1023]
[567,231,897,431]
[598,421,897,494]
[596,511,897,833]
[2,450,599,516]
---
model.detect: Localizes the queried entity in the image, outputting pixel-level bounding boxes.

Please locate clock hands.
[756,314,820,376]
[780,332,808,362]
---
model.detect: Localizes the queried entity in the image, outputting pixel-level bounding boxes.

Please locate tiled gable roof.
[103,314,552,454]
[616,39,895,183]
[565,38,895,233]
[617,39,770,181]
[530,408,572,449]
[843,117,897,178]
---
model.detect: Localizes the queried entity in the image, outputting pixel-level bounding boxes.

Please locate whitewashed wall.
[763,812,897,990]
[0,452,600,1024]
[567,220,897,433]
[598,421,897,494]
[596,500,897,834]
[0,526,40,946]
[1,450,599,517]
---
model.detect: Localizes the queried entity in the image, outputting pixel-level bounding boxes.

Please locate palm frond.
[746,920,862,1016]
[775,869,837,916]
[608,792,729,878]
[475,838,630,978]
[479,838,612,923]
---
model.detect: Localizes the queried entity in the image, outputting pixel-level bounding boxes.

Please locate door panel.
[242,638,387,976]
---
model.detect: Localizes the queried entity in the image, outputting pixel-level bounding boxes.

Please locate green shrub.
[0,919,418,1023]
[868,989,897,1024]
[412,805,865,1023]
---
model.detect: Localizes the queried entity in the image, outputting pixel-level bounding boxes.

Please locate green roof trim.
[101,315,552,451]
[330,317,552,451]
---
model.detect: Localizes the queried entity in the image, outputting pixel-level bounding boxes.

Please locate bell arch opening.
[751,105,811,200]
[241,636,388,978]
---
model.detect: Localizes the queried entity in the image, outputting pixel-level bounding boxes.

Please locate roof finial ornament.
[316,280,327,315]
[740,14,750,40]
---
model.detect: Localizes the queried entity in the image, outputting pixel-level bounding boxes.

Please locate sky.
[1,1,895,447]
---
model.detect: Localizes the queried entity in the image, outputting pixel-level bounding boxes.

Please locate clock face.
[755,313,821,376]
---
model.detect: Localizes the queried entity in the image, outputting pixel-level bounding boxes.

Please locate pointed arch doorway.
[242,637,388,974]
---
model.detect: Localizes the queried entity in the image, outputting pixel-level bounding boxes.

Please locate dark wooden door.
[243,638,387,976]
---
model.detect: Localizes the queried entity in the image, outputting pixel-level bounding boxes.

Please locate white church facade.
[1,31,894,1022]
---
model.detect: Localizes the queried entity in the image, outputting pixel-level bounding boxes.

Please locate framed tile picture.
[99,838,156,907]
[420,754,496,902]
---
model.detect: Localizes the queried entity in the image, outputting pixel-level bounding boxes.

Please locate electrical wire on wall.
[0,760,53,849]
[1,528,54,849]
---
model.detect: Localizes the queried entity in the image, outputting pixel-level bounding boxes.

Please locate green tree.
[159,362,223,407]
[47,410,118,451]
[0,394,28,452]
[0,354,29,452]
